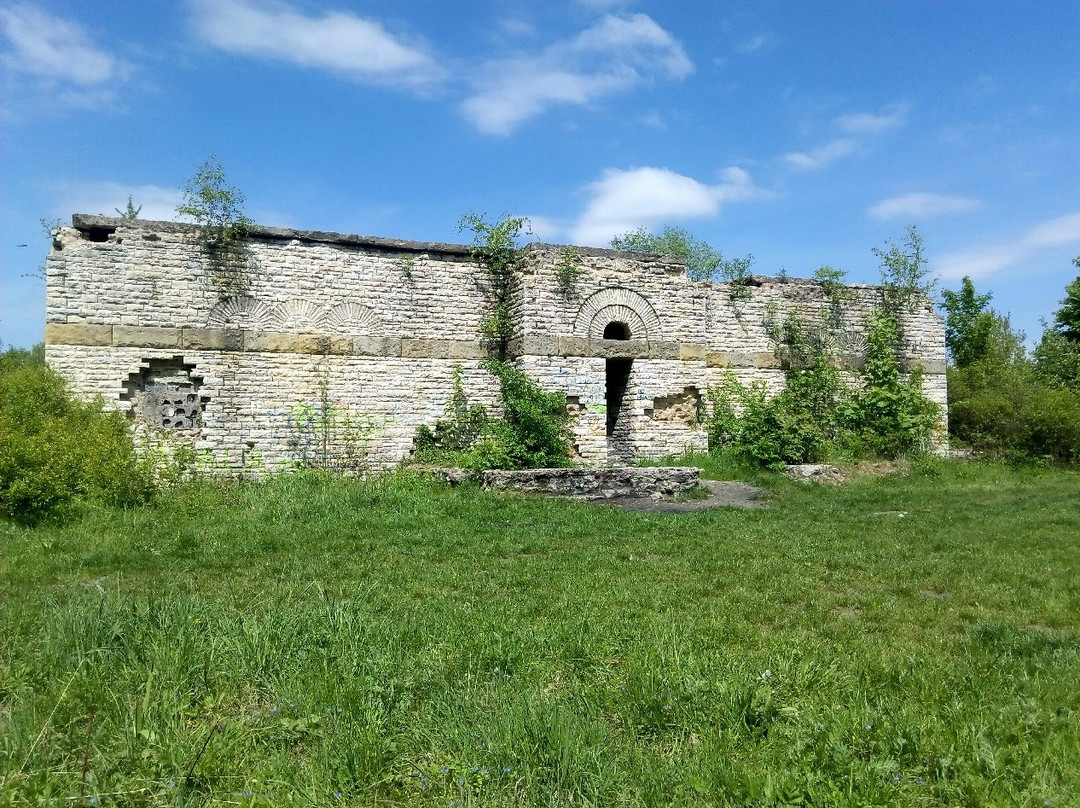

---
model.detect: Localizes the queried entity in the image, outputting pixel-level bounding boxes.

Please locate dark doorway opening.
[606,359,633,436]
[603,321,631,340]
[603,320,633,437]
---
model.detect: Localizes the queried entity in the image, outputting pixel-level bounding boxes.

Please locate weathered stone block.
[113,326,181,348]
[181,327,242,351]
[44,322,112,346]
[679,343,708,361]
[353,336,402,356]
[558,337,590,356]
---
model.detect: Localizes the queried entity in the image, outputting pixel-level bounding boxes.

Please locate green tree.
[114,195,142,220]
[611,226,753,283]
[940,276,995,368]
[1050,256,1080,341]
[176,154,252,247]
[874,225,936,312]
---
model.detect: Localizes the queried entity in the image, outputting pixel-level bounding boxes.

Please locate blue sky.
[2,0,1078,349]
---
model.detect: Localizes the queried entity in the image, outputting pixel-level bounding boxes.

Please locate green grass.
[1,461,1078,806]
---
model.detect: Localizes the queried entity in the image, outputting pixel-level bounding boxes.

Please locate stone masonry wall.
[45,215,947,469]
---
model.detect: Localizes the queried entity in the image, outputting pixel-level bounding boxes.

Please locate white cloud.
[937,211,1080,280]
[1024,212,1080,248]
[461,13,692,135]
[783,138,856,171]
[0,4,129,84]
[54,182,184,223]
[834,103,908,135]
[570,165,767,247]
[188,0,445,89]
[781,102,908,172]
[869,192,982,221]
[0,4,132,111]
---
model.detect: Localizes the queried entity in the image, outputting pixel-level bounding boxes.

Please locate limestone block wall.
[44,215,948,470]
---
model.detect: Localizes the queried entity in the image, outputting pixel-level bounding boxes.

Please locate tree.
[176,155,251,247]
[114,196,142,220]
[1050,256,1080,342]
[610,225,752,283]
[873,225,936,312]
[940,276,994,368]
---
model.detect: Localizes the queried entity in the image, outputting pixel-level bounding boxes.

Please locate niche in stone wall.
[645,386,702,426]
[120,358,209,432]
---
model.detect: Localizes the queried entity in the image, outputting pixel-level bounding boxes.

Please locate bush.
[0,361,153,523]
[949,359,1080,463]
[413,361,572,472]
[706,311,939,467]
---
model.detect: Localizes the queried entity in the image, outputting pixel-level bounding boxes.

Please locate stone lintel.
[753,353,784,369]
[181,327,243,351]
[557,337,590,356]
[44,322,113,346]
[244,332,349,355]
[650,341,680,360]
[517,335,559,356]
[679,343,708,361]
[352,336,403,357]
[113,325,181,349]
[591,338,650,359]
[401,338,486,360]
[902,358,946,375]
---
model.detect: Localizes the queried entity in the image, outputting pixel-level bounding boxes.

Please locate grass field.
[1,459,1078,806]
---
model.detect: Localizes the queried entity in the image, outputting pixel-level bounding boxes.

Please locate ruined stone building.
[44,214,948,470]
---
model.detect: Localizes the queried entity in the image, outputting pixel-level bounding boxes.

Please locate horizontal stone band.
[44,322,945,374]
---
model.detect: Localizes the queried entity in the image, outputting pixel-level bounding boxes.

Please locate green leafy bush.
[847,311,940,457]
[0,361,153,523]
[707,311,939,467]
[413,361,572,472]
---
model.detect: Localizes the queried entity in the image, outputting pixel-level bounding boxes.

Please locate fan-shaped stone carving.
[843,329,868,357]
[574,287,661,340]
[267,299,325,332]
[324,302,380,335]
[206,296,272,329]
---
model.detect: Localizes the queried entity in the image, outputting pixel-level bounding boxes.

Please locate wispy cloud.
[937,212,1080,280]
[783,138,856,171]
[869,192,982,221]
[834,102,908,135]
[570,165,767,247]
[783,102,909,172]
[461,13,692,135]
[0,4,133,110]
[188,0,445,89]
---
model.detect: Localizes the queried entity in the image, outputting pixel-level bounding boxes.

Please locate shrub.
[0,362,153,523]
[847,311,940,457]
[413,361,572,472]
[706,311,939,467]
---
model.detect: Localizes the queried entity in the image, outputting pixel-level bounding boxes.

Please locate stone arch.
[267,298,325,332]
[574,287,661,340]
[206,296,271,329]
[324,302,380,335]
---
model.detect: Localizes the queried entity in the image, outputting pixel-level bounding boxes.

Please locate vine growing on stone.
[458,213,530,359]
